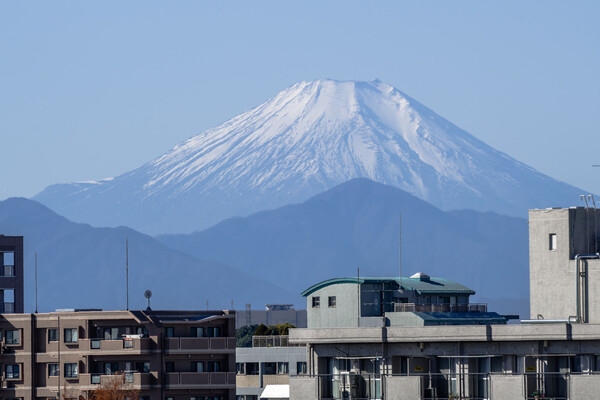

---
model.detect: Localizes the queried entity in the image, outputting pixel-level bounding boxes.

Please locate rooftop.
[301,276,475,297]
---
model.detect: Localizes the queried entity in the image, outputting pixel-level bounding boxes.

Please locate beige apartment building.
[0,309,236,400]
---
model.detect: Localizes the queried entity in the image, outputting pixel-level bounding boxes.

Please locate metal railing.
[252,335,302,347]
[295,372,573,400]
[393,303,487,313]
[2,264,14,277]
[2,302,15,313]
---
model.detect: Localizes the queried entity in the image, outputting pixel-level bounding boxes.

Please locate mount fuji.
[35,79,583,234]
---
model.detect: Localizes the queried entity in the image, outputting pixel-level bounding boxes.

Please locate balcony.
[82,337,155,353]
[252,335,302,347]
[164,337,236,353]
[393,303,487,313]
[164,372,236,388]
[80,372,154,388]
[236,374,260,388]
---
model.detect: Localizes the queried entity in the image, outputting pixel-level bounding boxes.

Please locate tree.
[90,374,140,400]
[236,324,259,347]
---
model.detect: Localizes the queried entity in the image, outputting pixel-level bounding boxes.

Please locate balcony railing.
[2,302,15,313]
[164,337,236,352]
[81,372,153,387]
[252,335,302,348]
[83,337,154,352]
[2,264,14,277]
[393,303,487,313]
[293,372,572,400]
[165,372,236,387]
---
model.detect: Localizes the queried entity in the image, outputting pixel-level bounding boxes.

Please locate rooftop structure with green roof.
[302,272,506,328]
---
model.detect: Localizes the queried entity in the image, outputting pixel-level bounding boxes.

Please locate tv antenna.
[144,290,152,311]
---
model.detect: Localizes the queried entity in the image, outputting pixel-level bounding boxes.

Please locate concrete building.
[303,274,507,328]
[236,336,306,400]
[0,235,24,313]
[0,309,236,400]
[288,206,600,399]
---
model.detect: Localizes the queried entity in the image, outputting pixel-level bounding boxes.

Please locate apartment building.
[0,235,24,313]
[236,335,306,400]
[0,309,236,400]
[287,206,600,400]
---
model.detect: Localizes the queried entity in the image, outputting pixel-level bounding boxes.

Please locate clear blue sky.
[1,1,599,200]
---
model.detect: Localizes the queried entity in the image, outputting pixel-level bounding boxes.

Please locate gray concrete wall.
[569,374,600,400]
[307,283,361,328]
[289,376,319,400]
[529,209,576,321]
[490,375,524,400]
[384,375,423,400]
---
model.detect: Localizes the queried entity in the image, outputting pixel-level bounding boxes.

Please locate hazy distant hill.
[35,79,582,234]
[157,179,530,317]
[0,198,299,312]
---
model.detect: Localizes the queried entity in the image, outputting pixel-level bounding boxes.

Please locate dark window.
[246,362,259,375]
[236,363,245,374]
[165,362,175,373]
[136,326,149,337]
[206,361,220,372]
[166,327,175,337]
[549,233,557,250]
[192,361,204,372]
[277,362,289,374]
[136,362,150,373]
[48,328,58,342]
[297,362,307,375]
[48,363,59,377]
[328,296,336,308]
[312,296,320,308]
[6,329,20,345]
[5,364,20,379]
[64,328,78,343]
[103,327,119,340]
[190,327,204,337]
[64,363,78,378]
[263,362,276,375]
[104,362,119,375]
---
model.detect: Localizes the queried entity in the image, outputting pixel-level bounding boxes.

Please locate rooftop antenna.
[581,195,590,254]
[144,289,152,311]
[357,265,360,327]
[126,237,129,311]
[399,214,402,283]
[35,253,38,314]
[589,195,598,253]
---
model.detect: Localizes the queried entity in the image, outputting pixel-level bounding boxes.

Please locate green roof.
[301,276,475,297]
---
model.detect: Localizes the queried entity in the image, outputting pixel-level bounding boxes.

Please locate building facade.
[287,207,600,399]
[0,309,236,400]
[0,235,24,314]
[236,336,306,400]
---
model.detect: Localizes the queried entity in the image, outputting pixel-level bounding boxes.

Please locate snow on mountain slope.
[34,79,583,234]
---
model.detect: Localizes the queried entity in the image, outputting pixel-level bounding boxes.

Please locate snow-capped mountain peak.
[34,79,582,234]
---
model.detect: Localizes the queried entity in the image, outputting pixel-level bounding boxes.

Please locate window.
[277,362,289,375]
[236,363,245,374]
[2,252,14,277]
[166,327,175,337]
[206,327,221,337]
[64,328,78,343]
[104,327,119,340]
[192,361,204,372]
[297,362,307,375]
[312,296,320,308]
[549,233,557,250]
[6,364,20,379]
[263,362,276,375]
[48,328,58,342]
[123,339,133,348]
[6,329,20,345]
[136,326,149,337]
[246,362,259,375]
[64,363,78,378]
[136,362,150,373]
[165,362,175,373]
[190,327,204,337]
[48,363,59,377]
[328,296,336,308]
[206,361,220,372]
[104,362,119,375]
